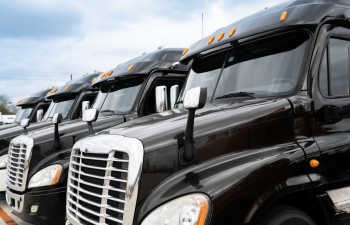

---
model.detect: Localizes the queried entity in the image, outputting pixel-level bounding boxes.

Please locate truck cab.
[0,88,52,131]
[0,73,100,192]
[64,1,350,225]
[5,48,190,225]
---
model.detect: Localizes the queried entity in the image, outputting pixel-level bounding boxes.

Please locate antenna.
[71,74,72,80]
[202,13,203,38]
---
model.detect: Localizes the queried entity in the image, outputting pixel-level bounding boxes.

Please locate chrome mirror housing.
[82,101,90,116]
[169,61,179,69]
[53,113,63,124]
[156,86,168,112]
[36,109,43,122]
[170,85,179,109]
[183,86,207,110]
[83,109,99,123]
[21,119,30,128]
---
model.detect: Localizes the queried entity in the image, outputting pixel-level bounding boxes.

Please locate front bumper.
[6,186,67,225]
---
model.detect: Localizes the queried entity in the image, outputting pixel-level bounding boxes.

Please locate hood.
[46,73,100,99]
[105,98,293,152]
[92,48,190,87]
[180,0,350,64]
[16,88,52,107]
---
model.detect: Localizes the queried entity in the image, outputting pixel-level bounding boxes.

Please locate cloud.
[0,0,285,102]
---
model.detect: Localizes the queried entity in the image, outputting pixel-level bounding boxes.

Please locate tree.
[0,94,19,115]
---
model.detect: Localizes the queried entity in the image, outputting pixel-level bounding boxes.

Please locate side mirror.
[179,86,207,166]
[53,113,63,124]
[170,85,179,109]
[83,109,99,135]
[82,101,90,116]
[155,86,168,112]
[21,119,30,134]
[169,61,179,69]
[36,109,43,122]
[52,113,63,150]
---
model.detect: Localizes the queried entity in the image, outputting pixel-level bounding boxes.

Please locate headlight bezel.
[28,164,63,188]
[141,193,211,225]
[0,154,8,168]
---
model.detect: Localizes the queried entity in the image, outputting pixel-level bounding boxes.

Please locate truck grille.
[67,150,129,225]
[6,136,33,192]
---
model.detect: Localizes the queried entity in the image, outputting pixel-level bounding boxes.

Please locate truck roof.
[46,72,101,99]
[180,0,350,64]
[16,88,52,106]
[92,48,191,87]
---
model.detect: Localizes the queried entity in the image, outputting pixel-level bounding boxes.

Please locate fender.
[135,143,319,225]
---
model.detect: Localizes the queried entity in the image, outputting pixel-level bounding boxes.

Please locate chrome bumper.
[5,186,24,213]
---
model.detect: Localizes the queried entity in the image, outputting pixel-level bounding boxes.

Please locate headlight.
[141,193,210,225]
[28,164,62,188]
[0,154,8,168]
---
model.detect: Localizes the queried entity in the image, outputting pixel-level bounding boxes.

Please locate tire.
[256,204,316,225]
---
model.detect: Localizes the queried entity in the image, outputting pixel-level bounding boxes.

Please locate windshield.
[14,106,34,123]
[42,101,56,121]
[92,78,144,114]
[178,32,310,103]
[43,95,75,121]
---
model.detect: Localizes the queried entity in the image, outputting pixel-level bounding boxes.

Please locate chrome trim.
[66,135,144,225]
[6,135,33,192]
[156,86,168,112]
[5,186,24,213]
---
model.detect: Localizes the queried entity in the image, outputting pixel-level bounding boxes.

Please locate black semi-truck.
[5,48,190,225]
[61,1,350,225]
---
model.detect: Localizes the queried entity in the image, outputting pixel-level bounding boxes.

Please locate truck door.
[313,29,350,184]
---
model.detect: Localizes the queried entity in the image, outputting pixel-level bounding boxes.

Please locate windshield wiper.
[100,110,115,114]
[215,91,258,100]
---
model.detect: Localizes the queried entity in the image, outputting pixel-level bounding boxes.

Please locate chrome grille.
[6,135,33,192]
[66,135,143,225]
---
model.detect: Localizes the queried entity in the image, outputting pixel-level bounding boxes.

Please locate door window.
[319,38,350,97]
[73,95,97,119]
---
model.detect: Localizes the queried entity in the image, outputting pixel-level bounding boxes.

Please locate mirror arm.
[23,127,27,135]
[53,123,61,150]
[87,122,95,135]
[181,109,196,163]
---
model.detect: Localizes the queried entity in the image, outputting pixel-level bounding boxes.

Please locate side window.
[73,94,97,119]
[32,104,49,122]
[319,38,350,97]
[144,79,183,115]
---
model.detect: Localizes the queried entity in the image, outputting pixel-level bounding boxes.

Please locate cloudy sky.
[0,0,285,102]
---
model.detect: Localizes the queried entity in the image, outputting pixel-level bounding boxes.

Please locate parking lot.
[0,195,30,225]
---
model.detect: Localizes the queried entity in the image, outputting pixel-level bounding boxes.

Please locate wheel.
[256,204,315,225]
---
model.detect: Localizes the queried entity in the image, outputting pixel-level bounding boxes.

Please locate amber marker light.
[218,32,225,41]
[182,48,189,56]
[92,77,97,83]
[128,65,133,71]
[280,11,287,21]
[26,99,29,102]
[208,36,215,44]
[65,86,69,91]
[51,165,62,184]
[17,100,22,104]
[310,159,319,168]
[51,89,58,94]
[109,70,113,76]
[197,198,209,225]
[46,92,50,96]
[229,28,236,37]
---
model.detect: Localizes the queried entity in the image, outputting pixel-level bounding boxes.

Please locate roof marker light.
[182,48,189,56]
[50,89,58,94]
[108,70,113,76]
[17,100,22,104]
[208,36,215,45]
[92,77,97,83]
[26,99,29,102]
[229,28,236,37]
[280,11,287,21]
[101,73,105,79]
[46,92,50,96]
[65,86,69,91]
[218,32,225,41]
[128,65,133,71]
